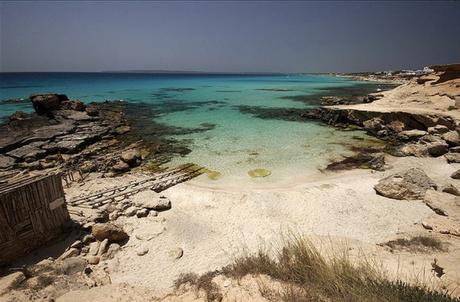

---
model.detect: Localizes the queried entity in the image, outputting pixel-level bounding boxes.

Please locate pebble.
[136,247,149,256]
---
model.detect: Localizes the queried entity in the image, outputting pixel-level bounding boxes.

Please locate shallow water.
[0,73,386,185]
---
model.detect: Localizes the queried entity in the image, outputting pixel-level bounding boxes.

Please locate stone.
[88,242,100,256]
[91,223,129,242]
[87,256,100,265]
[61,100,86,111]
[106,243,121,259]
[399,129,427,139]
[450,146,460,153]
[363,117,385,134]
[0,272,26,295]
[136,208,149,218]
[427,125,449,135]
[374,168,437,200]
[30,93,68,115]
[81,161,98,173]
[441,184,460,196]
[114,125,130,135]
[97,239,109,256]
[451,169,460,179]
[169,247,183,259]
[136,247,149,256]
[120,148,141,167]
[248,168,271,178]
[0,155,15,169]
[109,211,120,221]
[82,234,95,244]
[445,152,460,163]
[112,160,130,173]
[132,190,172,211]
[9,111,28,121]
[59,257,87,275]
[424,190,450,216]
[148,210,159,217]
[7,141,47,160]
[70,240,82,249]
[89,211,109,223]
[426,141,449,157]
[85,105,99,116]
[442,131,460,146]
[59,248,79,260]
[399,143,428,157]
[124,206,138,217]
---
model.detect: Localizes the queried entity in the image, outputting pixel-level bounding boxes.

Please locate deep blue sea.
[0,73,384,187]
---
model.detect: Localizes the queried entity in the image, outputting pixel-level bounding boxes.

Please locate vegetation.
[385,236,446,252]
[175,235,458,302]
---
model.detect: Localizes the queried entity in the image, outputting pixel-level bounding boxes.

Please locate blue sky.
[1,1,459,72]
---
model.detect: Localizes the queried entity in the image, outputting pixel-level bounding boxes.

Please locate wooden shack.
[0,173,70,263]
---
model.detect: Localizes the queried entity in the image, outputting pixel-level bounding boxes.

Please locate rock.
[109,211,120,221]
[97,239,109,256]
[87,256,100,265]
[120,148,141,167]
[59,248,79,260]
[61,100,86,111]
[445,152,460,163]
[88,242,100,256]
[399,143,428,157]
[136,208,149,218]
[248,168,271,178]
[451,169,460,179]
[374,168,437,200]
[70,240,82,249]
[0,155,15,169]
[59,257,87,275]
[106,243,121,259]
[124,206,138,217]
[9,111,28,121]
[132,190,172,211]
[81,161,98,173]
[136,247,149,256]
[169,247,183,259]
[112,160,130,173]
[426,141,449,157]
[7,141,47,161]
[450,146,460,153]
[428,125,449,135]
[30,93,68,115]
[0,272,26,295]
[88,211,109,223]
[91,223,129,242]
[82,234,95,244]
[424,190,450,216]
[85,105,99,116]
[114,125,130,135]
[442,131,460,146]
[363,118,385,134]
[441,184,460,196]
[148,210,159,217]
[399,129,427,140]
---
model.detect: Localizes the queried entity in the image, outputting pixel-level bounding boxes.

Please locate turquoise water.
[0,73,383,186]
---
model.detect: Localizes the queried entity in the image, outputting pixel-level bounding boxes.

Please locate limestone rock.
[112,160,130,173]
[91,223,129,242]
[82,234,95,245]
[30,93,68,115]
[132,190,172,211]
[59,248,79,260]
[124,206,138,217]
[120,148,141,167]
[88,242,100,256]
[0,272,26,295]
[426,141,449,157]
[70,240,82,249]
[136,208,149,218]
[449,146,460,153]
[424,190,452,216]
[442,131,460,146]
[97,239,109,256]
[106,243,121,259]
[59,257,87,275]
[451,169,460,179]
[136,247,149,256]
[399,129,427,140]
[374,168,437,200]
[363,118,385,134]
[428,125,449,135]
[169,247,184,259]
[85,105,99,116]
[0,155,15,169]
[445,152,460,163]
[87,256,100,265]
[442,184,460,196]
[61,100,86,111]
[399,143,428,157]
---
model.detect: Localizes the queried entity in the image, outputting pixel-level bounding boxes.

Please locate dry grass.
[174,271,223,302]
[385,236,445,252]
[221,235,458,302]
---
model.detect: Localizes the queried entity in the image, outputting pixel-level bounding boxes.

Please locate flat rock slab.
[7,141,47,160]
[424,190,460,217]
[0,155,15,169]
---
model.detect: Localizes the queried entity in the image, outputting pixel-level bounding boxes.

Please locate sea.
[0,73,387,187]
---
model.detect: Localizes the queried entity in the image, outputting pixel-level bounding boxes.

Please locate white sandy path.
[99,156,459,290]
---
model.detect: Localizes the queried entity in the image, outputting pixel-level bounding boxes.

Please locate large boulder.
[374,168,437,200]
[61,100,86,111]
[30,93,68,115]
[91,223,129,242]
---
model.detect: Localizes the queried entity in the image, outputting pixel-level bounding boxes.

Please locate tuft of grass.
[221,236,458,302]
[385,236,445,252]
[174,271,223,302]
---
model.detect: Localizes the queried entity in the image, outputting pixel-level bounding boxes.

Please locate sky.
[1,1,459,73]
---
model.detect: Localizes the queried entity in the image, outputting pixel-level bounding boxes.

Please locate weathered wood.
[0,173,70,263]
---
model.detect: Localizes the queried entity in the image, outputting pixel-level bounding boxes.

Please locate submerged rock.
[248,168,271,178]
[205,170,222,180]
[374,168,437,200]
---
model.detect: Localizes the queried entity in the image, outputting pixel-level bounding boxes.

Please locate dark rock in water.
[326,152,385,171]
[374,168,437,200]
[30,93,68,115]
